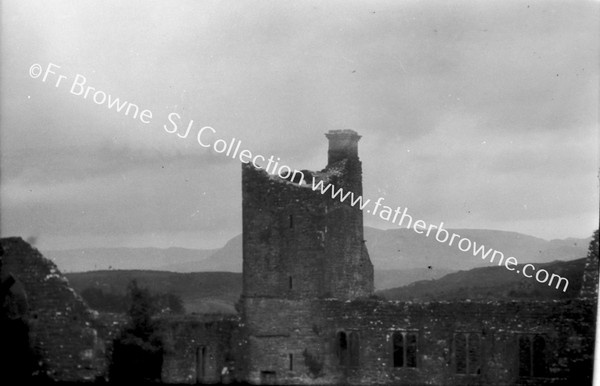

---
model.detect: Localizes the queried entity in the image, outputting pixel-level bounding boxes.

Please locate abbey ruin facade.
[236,130,597,385]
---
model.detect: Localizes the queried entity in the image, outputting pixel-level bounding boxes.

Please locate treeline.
[80,285,185,314]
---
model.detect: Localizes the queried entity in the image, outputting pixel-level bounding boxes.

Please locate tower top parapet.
[325,130,361,165]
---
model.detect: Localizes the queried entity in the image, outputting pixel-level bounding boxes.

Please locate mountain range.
[45,227,590,290]
[64,256,587,315]
[378,257,587,302]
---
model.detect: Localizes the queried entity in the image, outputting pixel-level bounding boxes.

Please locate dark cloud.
[2,144,235,184]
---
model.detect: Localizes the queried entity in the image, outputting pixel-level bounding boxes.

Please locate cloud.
[1,0,597,249]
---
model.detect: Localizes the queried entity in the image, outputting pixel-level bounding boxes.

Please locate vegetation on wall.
[303,348,324,378]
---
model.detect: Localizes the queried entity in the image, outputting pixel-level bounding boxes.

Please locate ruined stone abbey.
[236,130,597,385]
[0,130,597,384]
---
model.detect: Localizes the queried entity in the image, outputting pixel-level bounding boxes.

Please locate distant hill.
[65,257,586,315]
[374,268,454,290]
[48,228,589,285]
[378,258,586,302]
[65,270,242,314]
[160,229,588,274]
[160,234,243,272]
[363,227,590,271]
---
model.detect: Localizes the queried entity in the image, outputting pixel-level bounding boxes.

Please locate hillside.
[45,229,589,275]
[161,234,243,272]
[65,257,586,316]
[374,268,454,290]
[364,227,589,271]
[65,270,242,314]
[378,258,586,302]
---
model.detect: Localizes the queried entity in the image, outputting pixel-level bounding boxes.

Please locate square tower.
[241,130,373,300]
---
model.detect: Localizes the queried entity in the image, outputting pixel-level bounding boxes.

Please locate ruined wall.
[242,164,329,299]
[580,230,599,302]
[241,297,332,384]
[315,299,596,385]
[159,314,239,384]
[241,297,596,385]
[322,130,372,299]
[239,130,596,385]
[241,130,376,383]
[0,237,107,382]
[242,129,373,302]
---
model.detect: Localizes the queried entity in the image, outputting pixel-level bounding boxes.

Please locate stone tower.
[240,130,373,383]
[241,129,373,301]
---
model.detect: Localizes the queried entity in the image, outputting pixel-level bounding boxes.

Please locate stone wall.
[241,129,373,302]
[238,131,597,385]
[241,129,376,383]
[158,314,239,384]
[580,230,599,301]
[240,297,596,385]
[242,164,330,299]
[319,298,596,385]
[0,237,107,382]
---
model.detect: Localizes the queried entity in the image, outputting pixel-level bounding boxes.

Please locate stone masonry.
[0,237,107,382]
[238,130,597,385]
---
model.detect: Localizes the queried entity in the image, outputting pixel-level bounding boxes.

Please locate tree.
[80,287,128,313]
[127,280,158,337]
[110,280,163,383]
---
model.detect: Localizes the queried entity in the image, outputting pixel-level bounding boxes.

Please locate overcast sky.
[1,0,598,251]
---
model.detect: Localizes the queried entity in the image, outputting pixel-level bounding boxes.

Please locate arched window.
[519,335,532,376]
[406,333,417,367]
[337,331,348,366]
[196,346,206,383]
[532,335,546,377]
[349,332,360,367]
[455,333,467,374]
[392,331,418,368]
[468,334,480,375]
[455,332,481,375]
[519,334,547,377]
[337,331,360,367]
[393,332,404,367]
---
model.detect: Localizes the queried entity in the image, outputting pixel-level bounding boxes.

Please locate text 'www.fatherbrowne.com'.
[29,62,569,293]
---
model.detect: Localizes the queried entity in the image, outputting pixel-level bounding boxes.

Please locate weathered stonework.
[242,129,374,302]
[159,314,240,384]
[580,230,599,302]
[0,237,107,382]
[238,130,597,385]
[239,297,595,385]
